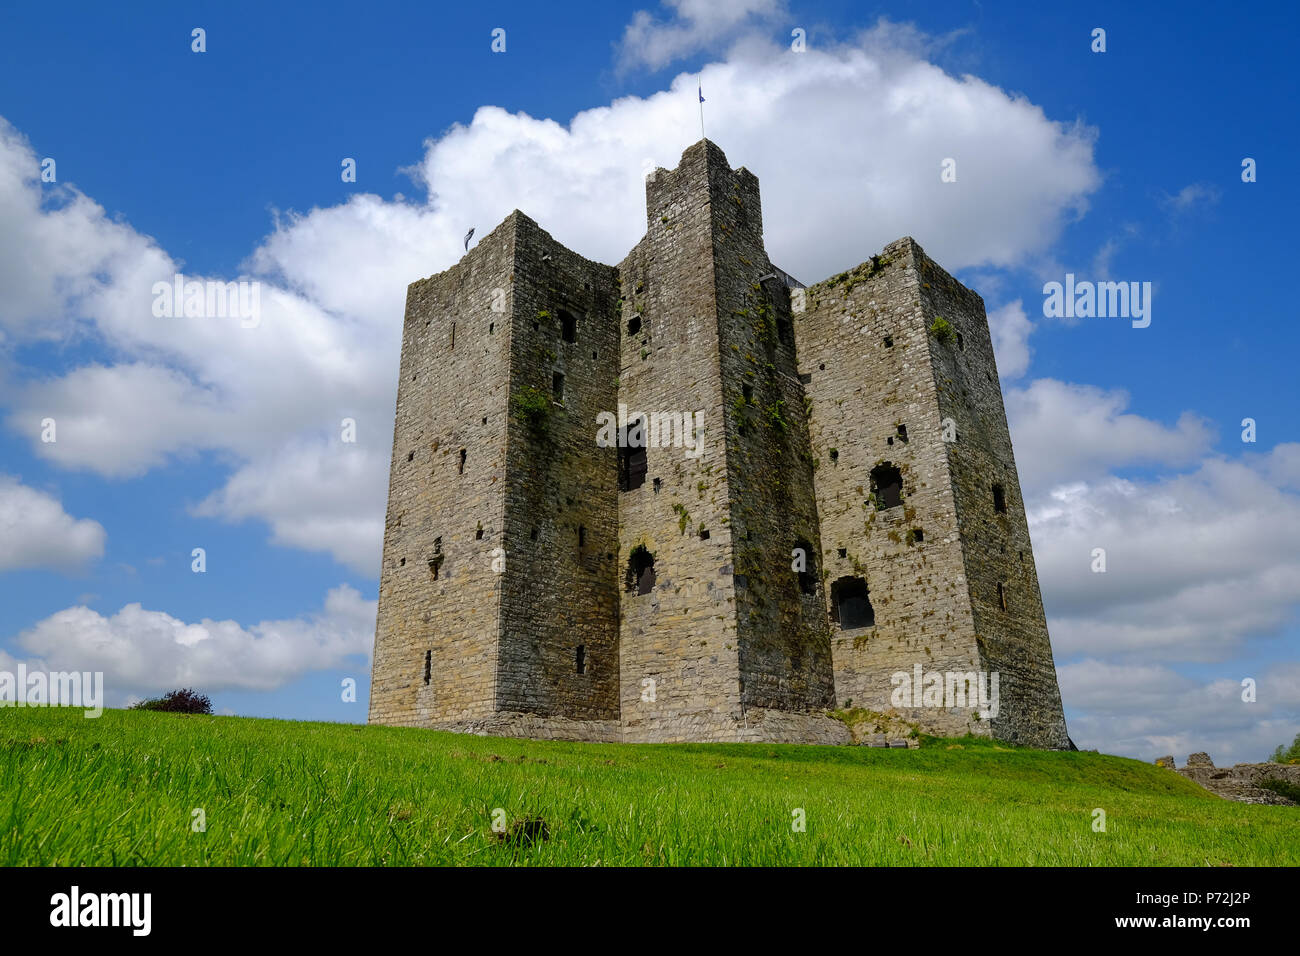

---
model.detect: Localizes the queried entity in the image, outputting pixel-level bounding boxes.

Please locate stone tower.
[369,140,1069,748]
[615,141,836,742]
[796,240,1069,747]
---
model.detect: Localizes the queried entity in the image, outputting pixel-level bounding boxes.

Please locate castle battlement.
[368,140,1069,748]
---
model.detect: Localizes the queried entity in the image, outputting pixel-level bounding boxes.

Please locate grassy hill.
[2,707,1295,866]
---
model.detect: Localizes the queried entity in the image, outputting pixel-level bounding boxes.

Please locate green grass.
[2,707,1295,866]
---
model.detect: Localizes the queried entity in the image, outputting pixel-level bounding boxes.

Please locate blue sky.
[1,0,1296,759]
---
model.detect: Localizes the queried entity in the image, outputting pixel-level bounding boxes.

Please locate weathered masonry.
[369,140,1070,748]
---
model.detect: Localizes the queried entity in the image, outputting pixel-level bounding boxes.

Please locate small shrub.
[131,688,212,715]
[765,400,789,432]
[672,503,691,535]
[929,316,955,344]
[510,385,552,436]
[1259,777,1300,804]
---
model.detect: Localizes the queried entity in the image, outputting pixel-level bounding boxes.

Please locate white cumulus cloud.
[12,585,376,703]
[987,299,1033,379]
[1059,659,1300,766]
[0,28,1101,574]
[1026,444,1300,664]
[0,475,105,572]
[618,0,788,71]
[1007,379,1213,493]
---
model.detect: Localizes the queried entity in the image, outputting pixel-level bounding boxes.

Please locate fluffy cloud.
[9,363,226,478]
[1059,659,1300,766]
[0,475,105,572]
[1002,384,1300,759]
[987,299,1033,379]
[618,0,788,71]
[411,34,1099,281]
[0,27,1100,574]
[12,585,375,702]
[1007,379,1213,493]
[1012,382,1300,667]
[1160,182,1220,215]
[1030,447,1300,663]
[0,126,169,343]
[193,437,388,575]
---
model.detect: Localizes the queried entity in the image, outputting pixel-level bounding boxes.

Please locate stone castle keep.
[368,140,1070,748]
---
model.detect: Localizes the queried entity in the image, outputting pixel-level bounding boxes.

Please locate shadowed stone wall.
[615,144,746,742]
[497,214,621,722]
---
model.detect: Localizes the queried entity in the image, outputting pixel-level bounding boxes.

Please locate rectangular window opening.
[619,443,648,492]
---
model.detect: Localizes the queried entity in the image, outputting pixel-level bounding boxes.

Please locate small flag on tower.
[697,75,705,139]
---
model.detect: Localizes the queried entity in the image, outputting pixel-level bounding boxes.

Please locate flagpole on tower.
[698,75,705,140]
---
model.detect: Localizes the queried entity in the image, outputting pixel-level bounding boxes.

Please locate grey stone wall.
[795,237,1068,747]
[496,214,622,720]
[1165,753,1300,805]
[912,244,1069,748]
[369,218,518,726]
[796,240,988,739]
[702,146,835,715]
[615,145,746,742]
[370,140,1070,749]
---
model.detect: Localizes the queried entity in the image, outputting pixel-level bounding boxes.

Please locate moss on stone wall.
[510,385,552,438]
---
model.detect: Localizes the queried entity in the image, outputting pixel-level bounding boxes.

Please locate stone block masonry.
[368,140,1069,748]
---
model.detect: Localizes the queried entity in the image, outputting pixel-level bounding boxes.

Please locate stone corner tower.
[794,236,1069,748]
[614,139,841,744]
